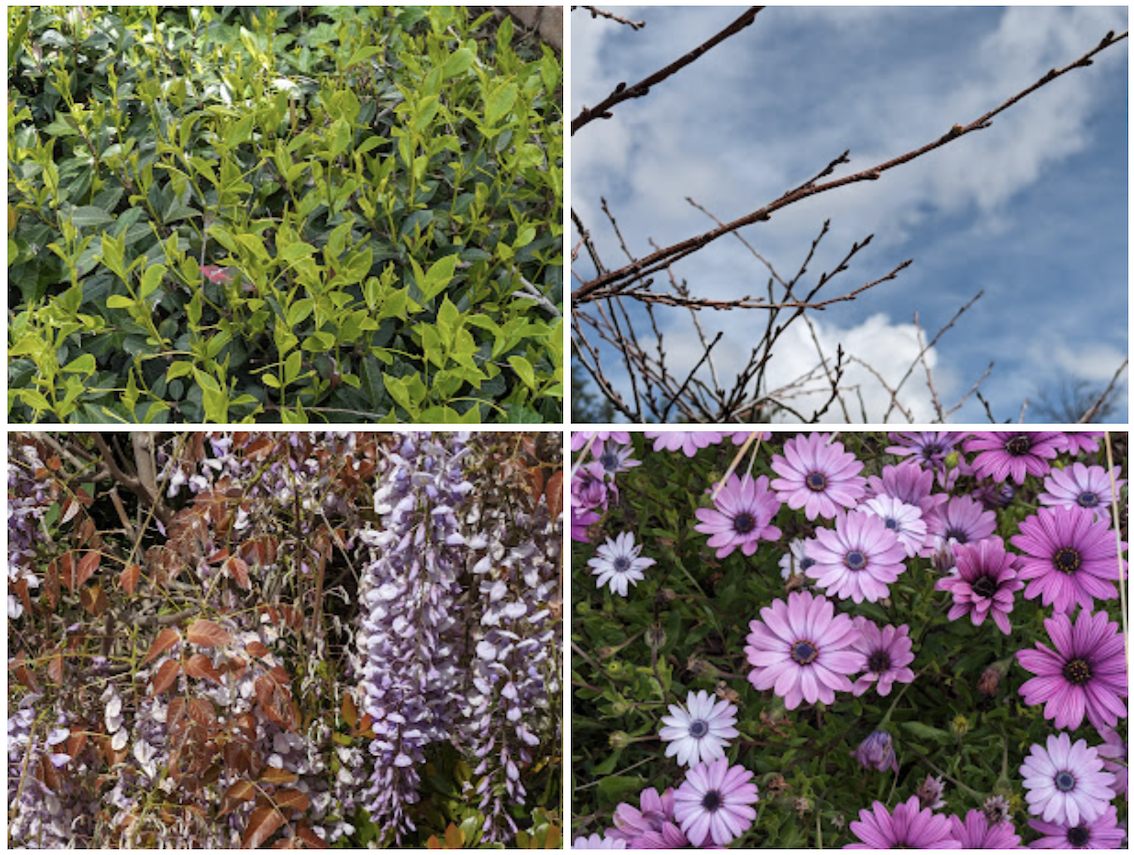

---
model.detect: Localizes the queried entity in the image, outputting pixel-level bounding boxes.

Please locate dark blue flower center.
[1005,434,1032,456]
[613,556,631,573]
[1067,826,1090,846]
[688,719,709,738]
[1077,491,1099,508]
[800,557,815,570]
[805,471,828,492]
[972,574,998,598]
[921,443,943,458]
[791,640,819,665]
[845,550,867,571]
[884,517,898,530]
[1062,658,1092,685]
[701,789,722,812]
[1054,547,1082,574]
[733,512,756,534]
[1054,771,1076,793]
[867,650,891,673]
[945,527,969,544]
[600,451,619,471]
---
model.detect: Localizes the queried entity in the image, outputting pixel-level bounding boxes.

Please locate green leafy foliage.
[571,432,1129,847]
[8,6,563,423]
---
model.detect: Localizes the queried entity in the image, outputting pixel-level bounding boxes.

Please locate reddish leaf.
[47,653,64,683]
[150,659,180,695]
[260,767,298,785]
[143,627,181,665]
[206,548,230,564]
[80,583,108,615]
[187,619,232,648]
[545,470,563,518]
[242,805,287,849]
[187,698,216,726]
[60,497,81,525]
[294,826,327,849]
[13,578,31,615]
[219,780,257,817]
[245,640,271,659]
[273,788,310,814]
[225,555,251,590]
[58,552,76,593]
[119,563,141,595]
[341,693,358,730]
[76,550,101,587]
[184,653,222,685]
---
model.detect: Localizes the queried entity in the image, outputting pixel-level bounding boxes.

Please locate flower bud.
[609,731,631,750]
[851,730,898,773]
[915,774,946,810]
[950,714,970,737]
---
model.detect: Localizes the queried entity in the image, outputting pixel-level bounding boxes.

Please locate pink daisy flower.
[964,432,1064,484]
[672,758,759,847]
[866,460,947,517]
[573,833,626,849]
[1016,609,1127,732]
[1021,733,1115,827]
[571,507,601,543]
[1038,463,1124,520]
[924,495,997,554]
[1011,505,1123,613]
[885,431,962,476]
[744,590,860,709]
[1056,432,1104,456]
[609,787,688,848]
[1095,727,1127,796]
[644,431,724,457]
[948,809,1022,848]
[861,494,927,557]
[935,536,1023,634]
[770,433,865,521]
[1029,805,1126,849]
[849,617,916,697]
[694,474,782,558]
[845,795,961,848]
[805,510,908,603]
[572,431,632,451]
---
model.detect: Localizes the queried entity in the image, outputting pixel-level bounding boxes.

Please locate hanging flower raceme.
[355,433,474,841]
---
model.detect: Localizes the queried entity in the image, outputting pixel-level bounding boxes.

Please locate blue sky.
[572,6,1128,422]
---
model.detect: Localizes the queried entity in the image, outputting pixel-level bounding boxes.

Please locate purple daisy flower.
[845,795,961,848]
[964,432,1064,484]
[779,537,815,580]
[571,431,632,452]
[1021,733,1115,827]
[1038,463,1124,520]
[659,690,739,768]
[770,433,866,521]
[1029,805,1126,849]
[594,440,641,476]
[694,474,782,558]
[1095,727,1126,796]
[644,431,724,457]
[866,460,947,517]
[573,461,614,513]
[849,617,916,697]
[744,590,860,709]
[588,532,656,597]
[885,431,961,474]
[573,833,626,849]
[924,495,997,561]
[572,507,601,543]
[862,494,927,557]
[935,536,1024,634]
[1056,432,1104,456]
[1016,609,1127,732]
[948,809,1022,848]
[852,730,899,773]
[805,510,908,603]
[672,758,759,847]
[609,787,688,848]
[1011,505,1123,613]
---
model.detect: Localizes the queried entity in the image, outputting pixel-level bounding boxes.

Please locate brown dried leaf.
[219,779,257,818]
[184,653,222,685]
[143,627,181,665]
[272,788,310,814]
[47,653,64,683]
[80,583,108,616]
[60,497,81,525]
[245,640,271,659]
[294,826,327,849]
[187,619,232,649]
[545,470,564,518]
[119,563,141,595]
[150,659,180,696]
[259,767,298,785]
[341,693,358,730]
[225,555,251,591]
[75,550,101,587]
[242,804,287,849]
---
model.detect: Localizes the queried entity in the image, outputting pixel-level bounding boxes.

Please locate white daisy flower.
[659,690,739,767]
[588,532,655,597]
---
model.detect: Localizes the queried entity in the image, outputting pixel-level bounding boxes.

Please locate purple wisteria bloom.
[805,510,908,603]
[936,536,1023,634]
[845,795,961,848]
[1016,609,1127,732]
[1011,505,1123,613]
[694,474,782,558]
[770,433,866,520]
[849,618,916,697]
[947,809,1022,848]
[964,432,1064,484]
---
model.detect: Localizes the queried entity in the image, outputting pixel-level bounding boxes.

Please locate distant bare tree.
[571,7,1127,423]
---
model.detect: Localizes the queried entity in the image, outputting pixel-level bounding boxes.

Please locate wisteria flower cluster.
[572,430,1128,849]
[7,432,562,849]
